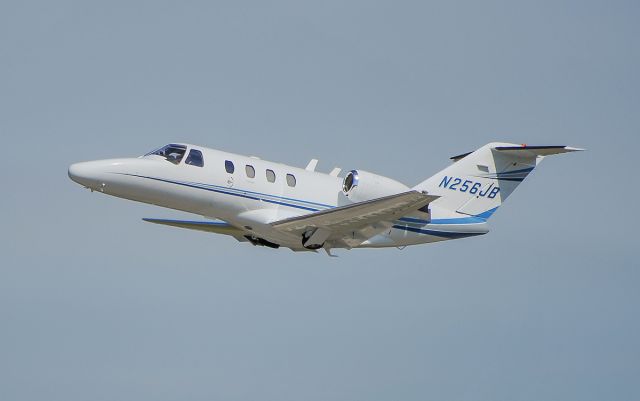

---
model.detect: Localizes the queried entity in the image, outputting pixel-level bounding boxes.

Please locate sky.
[1,1,638,400]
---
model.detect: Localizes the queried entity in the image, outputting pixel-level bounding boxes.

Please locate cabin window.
[266,169,276,183]
[185,149,204,167]
[245,165,255,178]
[225,160,235,174]
[286,174,296,187]
[145,144,187,165]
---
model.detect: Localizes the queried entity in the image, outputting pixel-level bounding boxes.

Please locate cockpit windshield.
[145,144,187,165]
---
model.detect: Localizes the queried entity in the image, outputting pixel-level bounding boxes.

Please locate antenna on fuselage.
[305,159,318,171]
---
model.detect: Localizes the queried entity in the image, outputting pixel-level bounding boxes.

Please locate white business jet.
[68,142,582,254]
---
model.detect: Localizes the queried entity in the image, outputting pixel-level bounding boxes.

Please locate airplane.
[68,142,582,255]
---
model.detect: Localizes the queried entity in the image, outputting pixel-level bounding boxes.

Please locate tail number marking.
[439,176,500,199]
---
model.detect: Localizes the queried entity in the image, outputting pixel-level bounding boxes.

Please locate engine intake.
[342,170,409,203]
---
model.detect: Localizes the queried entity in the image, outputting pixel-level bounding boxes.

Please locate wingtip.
[565,146,586,152]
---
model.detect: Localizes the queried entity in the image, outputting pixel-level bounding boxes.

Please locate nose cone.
[69,158,152,190]
[68,161,100,188]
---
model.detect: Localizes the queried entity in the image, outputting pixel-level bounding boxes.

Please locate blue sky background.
[1,1,638,400]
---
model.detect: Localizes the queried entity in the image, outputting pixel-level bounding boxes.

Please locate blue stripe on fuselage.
[398,206,498,225]
[118,173,324,211]
[118,173,496,236]
[392,225,486,239]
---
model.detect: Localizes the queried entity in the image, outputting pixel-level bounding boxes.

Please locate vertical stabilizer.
[413,143,583,218]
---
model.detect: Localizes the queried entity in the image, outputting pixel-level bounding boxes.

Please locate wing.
[142,218,249,242]
[270,191,439,249]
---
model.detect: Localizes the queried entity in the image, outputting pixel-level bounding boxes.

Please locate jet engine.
[342,170,410,203]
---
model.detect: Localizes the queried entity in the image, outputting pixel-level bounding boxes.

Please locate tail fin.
[413,143,583,219]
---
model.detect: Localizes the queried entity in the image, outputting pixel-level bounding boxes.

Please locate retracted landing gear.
[301,227,331,250]
[244,235,280,249]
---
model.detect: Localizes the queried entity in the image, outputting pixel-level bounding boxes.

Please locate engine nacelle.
[342,170,410,202]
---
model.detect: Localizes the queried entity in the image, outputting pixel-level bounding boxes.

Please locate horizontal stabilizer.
[451,144,583,161]
[494,145,584,157]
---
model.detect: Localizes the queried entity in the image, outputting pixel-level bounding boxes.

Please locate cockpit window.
[185,149,204,167]
[146,144,187,165]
